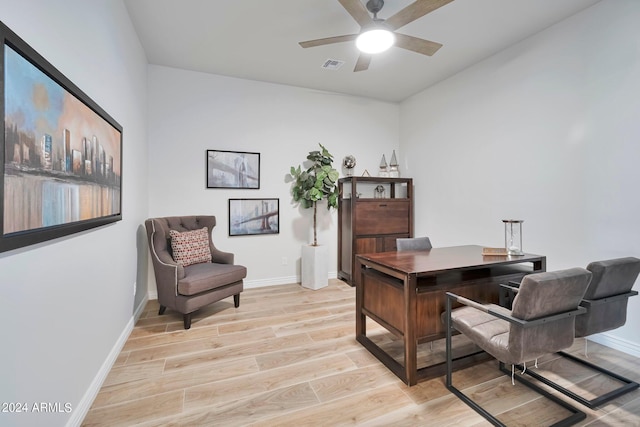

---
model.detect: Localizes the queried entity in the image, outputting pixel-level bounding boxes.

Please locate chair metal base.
[518,350,639,409]
[445,296,586,426]
[445,360,586,427]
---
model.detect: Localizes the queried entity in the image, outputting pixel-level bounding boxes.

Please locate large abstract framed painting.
[228,198,279,236]
[0,22,123,253]
[207,150,259,189]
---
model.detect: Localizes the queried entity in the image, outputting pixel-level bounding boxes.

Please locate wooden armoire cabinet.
[337,177,413,285]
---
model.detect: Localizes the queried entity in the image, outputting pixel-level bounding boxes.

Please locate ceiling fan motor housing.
[366,0,385,18]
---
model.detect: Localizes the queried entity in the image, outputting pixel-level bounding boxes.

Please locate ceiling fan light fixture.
[356,28,395,54]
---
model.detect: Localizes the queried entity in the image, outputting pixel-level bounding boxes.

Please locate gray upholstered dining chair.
[445,268,592,426]
[396,236,432,251]
[145,215,247,329]
[523,257,640,408]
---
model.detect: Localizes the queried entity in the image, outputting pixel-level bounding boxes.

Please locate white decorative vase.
[301,245,328,290]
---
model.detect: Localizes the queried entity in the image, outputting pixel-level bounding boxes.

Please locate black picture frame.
[206,149,260,189]
[228,198,279,236]
[1,21,123,254]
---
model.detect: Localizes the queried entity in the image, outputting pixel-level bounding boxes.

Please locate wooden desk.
[355,245,546,386]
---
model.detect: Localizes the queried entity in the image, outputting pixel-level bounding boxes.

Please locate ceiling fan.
[299,0,454,72]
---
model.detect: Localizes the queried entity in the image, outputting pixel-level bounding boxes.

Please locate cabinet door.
[355,201,410,235]
[355,237,378,255]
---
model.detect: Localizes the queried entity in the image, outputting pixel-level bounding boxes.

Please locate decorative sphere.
[343,155,356,169]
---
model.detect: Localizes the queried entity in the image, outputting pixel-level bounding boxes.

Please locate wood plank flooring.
[82,279,640,426]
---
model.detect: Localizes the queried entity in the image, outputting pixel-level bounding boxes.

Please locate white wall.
[401,0,640,354]
[2,2,638,425]
[0,1,148,426]
[147,65,399,289]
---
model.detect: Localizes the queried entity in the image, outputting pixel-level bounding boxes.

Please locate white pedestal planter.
[301,245,328,290]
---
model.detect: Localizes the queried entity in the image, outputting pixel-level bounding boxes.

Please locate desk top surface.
[356,245,545,275]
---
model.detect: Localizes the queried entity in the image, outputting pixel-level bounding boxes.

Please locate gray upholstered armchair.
[445,268,592,426]
[145,215,246,329]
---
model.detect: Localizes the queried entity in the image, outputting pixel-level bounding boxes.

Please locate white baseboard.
[146,272,339,299]
[245,271,338,288]
[66,308,140,427]
[588,333,640,358]
[244,275,298,289]
[133,295,149,321]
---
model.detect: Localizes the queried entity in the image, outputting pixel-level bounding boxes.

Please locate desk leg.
[534,258,546,273]
[355,257,366,338]
[404,273,418,386]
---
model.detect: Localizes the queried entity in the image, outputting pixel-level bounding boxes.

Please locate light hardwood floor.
[82,279,640,426]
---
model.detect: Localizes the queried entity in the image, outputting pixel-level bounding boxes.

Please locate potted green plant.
[290,143,339,289]
[290,143,340,245]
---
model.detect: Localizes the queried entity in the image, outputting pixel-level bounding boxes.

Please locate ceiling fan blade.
[338,0,373,27]
[299,34,358,48]
[394,33,443,56]
[354,54,372,72]
[385,0,454,30]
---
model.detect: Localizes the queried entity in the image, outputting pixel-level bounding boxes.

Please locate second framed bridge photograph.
[228,198,279,236]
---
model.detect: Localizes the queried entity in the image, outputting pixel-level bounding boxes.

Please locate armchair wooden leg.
[158,305,166,315]
[234,294,240,308]
[183,313,192,329]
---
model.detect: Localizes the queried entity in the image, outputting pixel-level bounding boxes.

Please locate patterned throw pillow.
[169,227,212,267]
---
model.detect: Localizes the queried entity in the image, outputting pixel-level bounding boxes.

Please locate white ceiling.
[124,0,601,103]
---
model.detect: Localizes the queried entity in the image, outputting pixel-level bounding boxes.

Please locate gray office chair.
[396,236,432,251]
[523,257,640,408]
[445,268,592,427]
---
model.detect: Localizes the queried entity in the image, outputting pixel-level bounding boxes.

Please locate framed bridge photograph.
[228,198,279,236]
[207,150,260,189]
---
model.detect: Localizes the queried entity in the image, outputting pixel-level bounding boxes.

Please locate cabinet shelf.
[338,177,414,285]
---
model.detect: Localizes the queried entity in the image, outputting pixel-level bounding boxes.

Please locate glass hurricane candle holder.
[503,219,524,256]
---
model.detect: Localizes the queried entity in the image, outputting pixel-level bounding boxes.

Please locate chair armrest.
[148,229,185,281]
[447,292,525,325]
[446,292,586,329]
[581,290,638,307]
[211,248,234,264]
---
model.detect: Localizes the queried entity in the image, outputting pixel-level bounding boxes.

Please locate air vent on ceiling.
[321,59,345,70]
